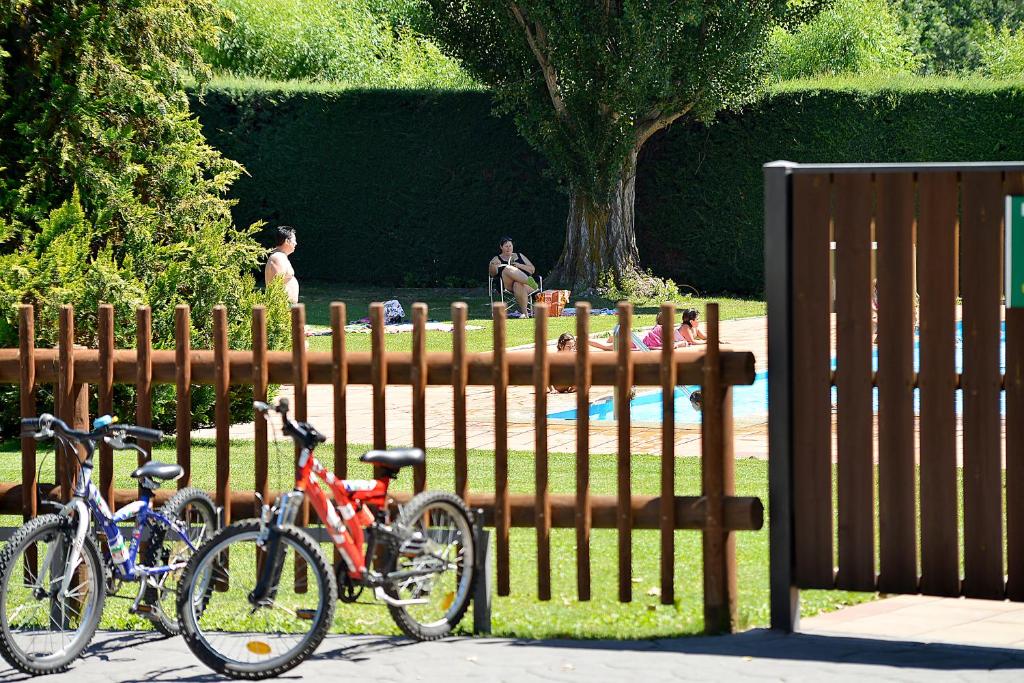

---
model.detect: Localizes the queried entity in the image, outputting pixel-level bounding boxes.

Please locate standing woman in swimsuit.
[488,236,537,317]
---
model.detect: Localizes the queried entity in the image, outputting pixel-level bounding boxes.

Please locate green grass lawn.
[298,281,767,353]
[0,439,871,639]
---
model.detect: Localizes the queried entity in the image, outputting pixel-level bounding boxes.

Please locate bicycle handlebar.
[254,399,326,448]
[20,414,163,446]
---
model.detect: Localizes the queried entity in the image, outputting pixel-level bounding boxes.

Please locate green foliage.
[0,0,291,431]
[596,268,685,307]
[769,0,919,80]
[894,0,1024,74]
[978,26,1024,79]
[192,83,565,289]
[420,0,786,206]
[205,0,474,88]
[195,77,1024,297]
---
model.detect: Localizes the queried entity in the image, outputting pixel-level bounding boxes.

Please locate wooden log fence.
[4,300,761,633]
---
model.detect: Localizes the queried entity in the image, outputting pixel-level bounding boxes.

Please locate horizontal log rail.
[0,483,763,532]
[0,347,755,388]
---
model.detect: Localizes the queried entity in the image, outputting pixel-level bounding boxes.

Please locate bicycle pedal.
[130,604,153,614]
[295,608,317,620]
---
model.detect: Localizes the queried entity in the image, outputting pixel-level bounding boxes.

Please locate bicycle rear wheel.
[0,514,105,675]
[177,519,336,680]
[385,491,475,640]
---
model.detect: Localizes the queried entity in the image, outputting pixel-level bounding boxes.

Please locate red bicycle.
[176,399,476,679]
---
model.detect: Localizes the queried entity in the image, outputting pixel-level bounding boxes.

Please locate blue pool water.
[548,322,1006,425]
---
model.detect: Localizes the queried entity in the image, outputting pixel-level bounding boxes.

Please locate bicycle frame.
[293,446,389,580]
[45,438,199,590]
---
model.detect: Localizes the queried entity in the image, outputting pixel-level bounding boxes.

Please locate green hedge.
[194,76,1024,295]
[192,81,563,289]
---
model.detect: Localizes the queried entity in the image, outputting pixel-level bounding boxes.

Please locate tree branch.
[507,2,568,117]
[635,102,695,148]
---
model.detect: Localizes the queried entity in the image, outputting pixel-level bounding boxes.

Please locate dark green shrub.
[0,0,291,433]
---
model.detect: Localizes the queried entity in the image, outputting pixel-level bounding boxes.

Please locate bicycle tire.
[0,514,106,675]
[143,488,218,636]
[385,490,475,640]
[177,519,336,680]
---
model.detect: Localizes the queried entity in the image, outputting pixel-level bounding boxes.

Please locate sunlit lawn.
[0,439,871,639]
[298,281,767,354]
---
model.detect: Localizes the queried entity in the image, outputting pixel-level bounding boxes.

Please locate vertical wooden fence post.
[252,307,268,503]
[291,305,309,591]
[213,306,231,525]
[57,306,75,502]
[175,305,192,489]
[575,301,592,601]
[19,305,36,551]
[411,303,427,492]
[534,303,550,601]
[453,302,469,501]
[331,303,348,479]
[136,306,153,464]
[616,302,633,603]
[493,303,510,596]
[98,305,115,505]
[370,303,387,464]
[659,302,676,605]
[702,303,736,633]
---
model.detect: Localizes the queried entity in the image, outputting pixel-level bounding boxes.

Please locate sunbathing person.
[678,308,708,345]
[641,310,691,349]
[488,236,538,318]
[550,333,578,393]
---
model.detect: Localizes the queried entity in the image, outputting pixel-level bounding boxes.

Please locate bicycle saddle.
[359,448,424,468]
[131,461,184,482]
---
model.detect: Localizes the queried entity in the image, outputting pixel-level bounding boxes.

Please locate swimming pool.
[548,322,1006,425]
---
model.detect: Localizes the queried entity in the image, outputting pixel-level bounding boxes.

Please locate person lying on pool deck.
[641,310,691,349]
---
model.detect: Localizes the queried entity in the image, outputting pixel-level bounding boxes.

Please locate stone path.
[2,628,1023,682]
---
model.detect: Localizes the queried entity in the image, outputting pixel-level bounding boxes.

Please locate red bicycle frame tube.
[295,449,390,579]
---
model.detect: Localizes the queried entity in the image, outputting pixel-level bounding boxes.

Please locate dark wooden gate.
[766,161,1024,631]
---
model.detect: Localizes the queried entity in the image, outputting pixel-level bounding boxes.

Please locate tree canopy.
[421,1,785,287]
[0,0,290,429]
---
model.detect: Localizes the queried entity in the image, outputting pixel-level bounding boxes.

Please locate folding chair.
[489,273,543,318]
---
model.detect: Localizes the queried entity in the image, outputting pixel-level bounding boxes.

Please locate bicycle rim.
[0,520,102,668]
[186,528,330,673]
[391,500,474,631]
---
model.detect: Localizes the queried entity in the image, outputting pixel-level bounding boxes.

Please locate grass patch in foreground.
[0,440,868,638]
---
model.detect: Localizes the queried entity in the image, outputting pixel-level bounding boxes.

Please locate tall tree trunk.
[549,148,641,291]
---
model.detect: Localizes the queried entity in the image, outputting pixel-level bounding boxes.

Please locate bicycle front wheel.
[0,514,105,675]
[177,519,336,680]
[385,491,476,640]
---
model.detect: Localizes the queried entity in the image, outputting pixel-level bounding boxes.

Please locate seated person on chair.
[488,236,538,317]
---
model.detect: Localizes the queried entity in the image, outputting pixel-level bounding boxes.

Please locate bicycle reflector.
[295,609,317,620]
[246,641,272,655]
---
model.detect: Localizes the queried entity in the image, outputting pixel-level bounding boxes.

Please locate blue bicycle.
[0,413,218,675]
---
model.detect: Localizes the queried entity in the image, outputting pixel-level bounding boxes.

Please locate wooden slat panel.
[252,307,268,504]
[575,302,592,601]
[534,303,551,601]
[214,306,231,527]
[331,303,347,479]
[917,171,960,596]
[411,303,426,492]
[616,302,633,603]
[876,172,918,593]
[291,305,309,592]
[960,171,1004,598]
[136,306,153,464]
[453,303,468,501]
[834,172,875,591]
[175,305,191,489]
[659,303,676,605]
[98,305,115,504]
[57,306,74,502]
[791,173,834,587]
[1006,172,1024,600]
[19,305,36,526]
[492,303,510,596]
